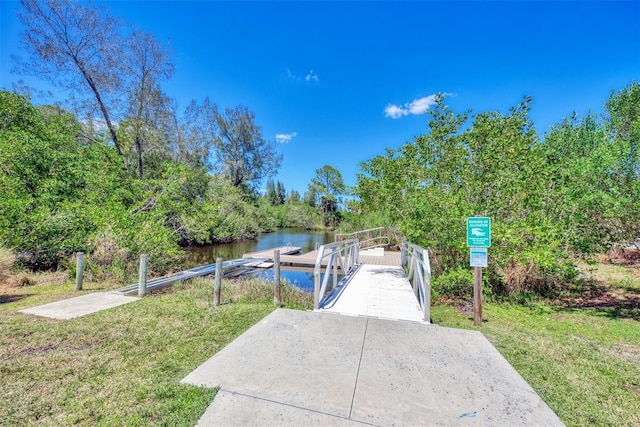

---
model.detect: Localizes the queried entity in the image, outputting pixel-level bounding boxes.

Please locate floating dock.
[243,246,402,268]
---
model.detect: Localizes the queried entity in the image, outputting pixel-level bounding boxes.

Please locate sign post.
[467,217,491,326]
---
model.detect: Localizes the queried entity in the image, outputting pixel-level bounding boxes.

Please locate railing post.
[332,252,338,291]
[314,270,320,309]
[214,257,222,306]
[422,248,431,322]
[138,254,148,297]
[75,252,84,291]
[401,244,406,267]
[314,245,323,310]
[273,250,281,307]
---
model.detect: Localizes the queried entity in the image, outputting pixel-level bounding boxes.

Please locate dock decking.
[243,247,402,268]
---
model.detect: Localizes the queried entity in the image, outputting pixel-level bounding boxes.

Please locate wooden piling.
[75,252,84,290]
[274,250,281,306]
[138,254,148,297]
[473,266,482,326]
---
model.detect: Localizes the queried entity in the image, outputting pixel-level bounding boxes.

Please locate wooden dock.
[242,246,402,268]
[242,246,302,258]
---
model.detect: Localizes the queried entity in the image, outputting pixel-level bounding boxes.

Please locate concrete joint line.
[219,388,366,424]
[349,317,369,419]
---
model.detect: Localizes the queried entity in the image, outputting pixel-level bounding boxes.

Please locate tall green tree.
[212,105,282,191]
[0,91,131,268]
[355,94,573,295]
[308,165,346,227]
[606,81,640,192]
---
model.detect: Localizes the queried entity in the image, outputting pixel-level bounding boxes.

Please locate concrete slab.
[182,309,368,417]
[19,292,139,320]
[196,390,369,426]
[183,309,564,426]
[320,264,424,322]
[351,318,562,426]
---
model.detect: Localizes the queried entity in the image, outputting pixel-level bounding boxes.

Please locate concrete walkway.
[19,292,139,320]
[182,309,564,426]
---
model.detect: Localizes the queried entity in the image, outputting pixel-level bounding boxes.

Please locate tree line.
[0,90,350,276]
[349,83,639,298]
[1,0,350,276]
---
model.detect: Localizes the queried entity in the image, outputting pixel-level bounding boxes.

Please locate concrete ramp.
[19,292,138,320]
[182,309,564,426]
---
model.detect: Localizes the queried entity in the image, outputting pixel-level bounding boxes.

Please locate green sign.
[467,217,491,247]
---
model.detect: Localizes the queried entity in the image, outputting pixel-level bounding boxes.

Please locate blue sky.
[1,1,639,194]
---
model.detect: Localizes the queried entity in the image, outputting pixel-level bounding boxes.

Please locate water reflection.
[252,269,316,292]
[184,228,333,266]
[184,228,335,292]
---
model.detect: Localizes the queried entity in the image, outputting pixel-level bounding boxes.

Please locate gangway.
[313,238,431,323]
[113,258,264,296]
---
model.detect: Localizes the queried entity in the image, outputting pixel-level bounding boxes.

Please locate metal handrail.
[335,227,388,250]
[313,239,359,309]
[401,241,431,322]
[358,236,390,250]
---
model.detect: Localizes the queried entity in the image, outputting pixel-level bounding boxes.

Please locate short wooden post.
[75,252,84,290]
[473,266,482,326]
[214,257,223,306]
[273,250,281,306]
[138,254,148,297]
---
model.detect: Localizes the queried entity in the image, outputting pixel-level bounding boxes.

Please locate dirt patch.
[438,297,474,314]
[0,271,68,290]
[613,342,640,365]
[600,247,640,266]
[0,294,32,304]
[555,280,640,320]
[623,384,640,394]
[17,344,58,355]
[601,342,640,371]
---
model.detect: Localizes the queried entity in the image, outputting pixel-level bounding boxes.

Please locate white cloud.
[383,104,408,119]
[384,94,439,119]
[305,70,318,82]
[276,132,297,143]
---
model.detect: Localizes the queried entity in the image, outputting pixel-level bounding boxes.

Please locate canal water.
[184,228,334,292]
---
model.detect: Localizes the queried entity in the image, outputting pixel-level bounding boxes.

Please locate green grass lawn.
[0,276,312,426]
[1,261,638,426]
[432,261,640,427]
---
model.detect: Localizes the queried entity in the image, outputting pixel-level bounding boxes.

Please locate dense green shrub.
[431,266,476,299]
[354,83,640,298]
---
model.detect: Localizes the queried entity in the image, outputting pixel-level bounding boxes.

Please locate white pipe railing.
[313,239,359,309]
[401,241,432,322]
[335,227,389,250]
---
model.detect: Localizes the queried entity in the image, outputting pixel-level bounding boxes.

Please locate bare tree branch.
[16,0,124,154]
